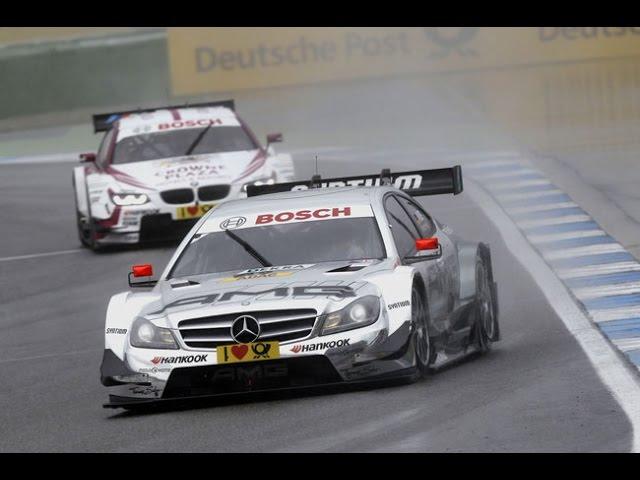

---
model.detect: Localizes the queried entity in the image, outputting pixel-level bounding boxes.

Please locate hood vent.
[325,264,367,273]
[170,279,200,289]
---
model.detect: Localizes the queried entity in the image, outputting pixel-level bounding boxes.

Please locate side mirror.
[128,264,157,288]
[404,237,442,264]
[79,152,96,163]
[266,132,283,148]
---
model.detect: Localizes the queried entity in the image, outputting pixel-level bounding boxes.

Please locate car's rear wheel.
[412,285,434,376]
[474,255,497,353]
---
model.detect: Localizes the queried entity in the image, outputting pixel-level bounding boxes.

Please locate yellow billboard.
[168,27,640,95]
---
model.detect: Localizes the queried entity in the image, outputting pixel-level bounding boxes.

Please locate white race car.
[100,166,500,409]
[72,100,294,249]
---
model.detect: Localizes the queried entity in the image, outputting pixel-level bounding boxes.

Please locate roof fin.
[380,168,392,186]
[310,174,322,189]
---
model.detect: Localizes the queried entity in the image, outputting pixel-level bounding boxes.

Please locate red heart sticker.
[187,205,199,215]
[231,344,248,360]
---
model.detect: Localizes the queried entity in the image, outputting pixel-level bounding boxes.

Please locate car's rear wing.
[247,166,463,197]
[91,99,236,133]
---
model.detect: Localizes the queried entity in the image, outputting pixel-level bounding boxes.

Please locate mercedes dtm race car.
[100,166,500,409]
[72,100,294,250]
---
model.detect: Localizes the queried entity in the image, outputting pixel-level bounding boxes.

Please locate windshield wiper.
[224,229,272,267]
[184,123,213,156]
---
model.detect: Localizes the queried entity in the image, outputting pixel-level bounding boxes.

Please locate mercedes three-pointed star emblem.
[230,315,261,343]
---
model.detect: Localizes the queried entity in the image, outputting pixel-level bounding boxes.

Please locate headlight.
[241,176,276,193]
[320,296,381,336]
[110,191,150,206]
[130,318,178,349]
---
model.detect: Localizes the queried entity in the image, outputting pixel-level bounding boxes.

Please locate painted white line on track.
[543,243,625,261]
[517,214,592,229]
[496,189,565,202]
[0,249,83,263]
[558,262,640,280]
[591,307,640,323]
[574,282,640,301]
[0,152,80,165]
[466,179,640,453]
[528,229,607,244]
[507,202,579,215]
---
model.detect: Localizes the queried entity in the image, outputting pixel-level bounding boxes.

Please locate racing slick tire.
[473,250,499,353]
[72,177,102,251]
[412,281,436,376]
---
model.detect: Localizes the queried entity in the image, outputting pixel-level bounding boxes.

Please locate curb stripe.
[467,158,640,376]
[507,202,578,215]
[528,229,607,244]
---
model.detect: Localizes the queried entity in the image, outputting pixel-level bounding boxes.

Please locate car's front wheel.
[412,285,434,376]
[474,254,498,353]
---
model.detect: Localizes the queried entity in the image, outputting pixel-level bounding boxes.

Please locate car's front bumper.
[101,321,415,408]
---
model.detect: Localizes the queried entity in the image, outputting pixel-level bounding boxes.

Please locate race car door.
[396,195,458,326]
[383,194,448,330]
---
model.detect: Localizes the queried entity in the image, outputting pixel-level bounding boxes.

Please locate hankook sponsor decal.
[290,338,351,353]
[150,354,209,365]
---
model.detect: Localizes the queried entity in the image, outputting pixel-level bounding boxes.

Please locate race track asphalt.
[0,77,633,451]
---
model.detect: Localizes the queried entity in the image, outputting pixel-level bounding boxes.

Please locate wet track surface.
[0,78,634,451]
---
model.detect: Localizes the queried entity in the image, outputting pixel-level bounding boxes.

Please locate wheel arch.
[458,241,500,340]
[458,240,494,299]
[72,165,89,217]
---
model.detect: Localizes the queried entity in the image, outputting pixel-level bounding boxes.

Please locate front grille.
[198,185,230,202]
[178,309,318,349]
[160,188,194,204]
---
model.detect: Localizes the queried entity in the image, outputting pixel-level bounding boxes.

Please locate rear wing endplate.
[247,166,463,197]
[92,99,236,133]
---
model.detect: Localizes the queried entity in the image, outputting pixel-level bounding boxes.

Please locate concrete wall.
[0,34,171,121]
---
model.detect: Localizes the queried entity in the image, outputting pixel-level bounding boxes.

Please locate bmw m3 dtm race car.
[72,100,294,250]
[100,166,500,409]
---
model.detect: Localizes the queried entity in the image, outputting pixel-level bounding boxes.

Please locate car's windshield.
[112,126,257,164]
[169,217,386,278]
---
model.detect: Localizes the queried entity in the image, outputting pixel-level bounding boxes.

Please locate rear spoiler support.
[247,166,463,197]
[92,99,235,133]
